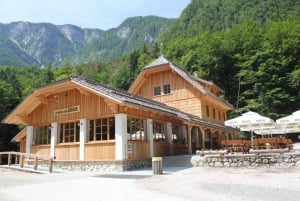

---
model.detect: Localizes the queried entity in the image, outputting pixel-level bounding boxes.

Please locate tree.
[54,60,74,80]
[111,65,133,90]
[39,63,55,84]
[0,80,19,151]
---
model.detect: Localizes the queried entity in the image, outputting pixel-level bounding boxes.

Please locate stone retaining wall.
[35,159,151,172]
[191,152,300,168]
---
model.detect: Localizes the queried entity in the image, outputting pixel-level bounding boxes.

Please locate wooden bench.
[253,138,278,149]
[221,140,251,153]
[253,138,293,150]
[277,138,293,149]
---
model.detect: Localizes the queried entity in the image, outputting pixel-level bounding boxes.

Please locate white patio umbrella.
[254,126,300,135]
[225,111,275,129]
[276,110,300,132]
[225,111,276,145]
[255,129,283,135]
[254,110,300,137]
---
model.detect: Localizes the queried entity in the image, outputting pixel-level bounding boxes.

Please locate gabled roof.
[144,55,170,68]
[3,76,233,131]
[129,55,233,109]
[11,127,26,142]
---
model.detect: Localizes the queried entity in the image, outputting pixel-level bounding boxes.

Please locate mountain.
[78,16,174,62]
[0,16,173,66]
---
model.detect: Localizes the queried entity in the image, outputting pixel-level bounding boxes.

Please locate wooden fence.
[0,152,54,173]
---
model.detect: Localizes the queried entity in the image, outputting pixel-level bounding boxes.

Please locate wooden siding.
[201,99,227,124]
[133,69,228,124]
[134,69,224,122]
[31,142,116,161]
[85,142,115,160]
[119,107,177,123]
[167,98,202,118]
[55,144,79,160]
[20,138,26,153]
[154,141,170,157]
[30,89,114,125]
[127,141,150,160]
[140,70,198,102]
[31,145,51,156]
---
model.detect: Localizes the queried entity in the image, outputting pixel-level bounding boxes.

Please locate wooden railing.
[0,152,54,173]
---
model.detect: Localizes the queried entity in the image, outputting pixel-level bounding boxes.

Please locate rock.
[295,160,300,168]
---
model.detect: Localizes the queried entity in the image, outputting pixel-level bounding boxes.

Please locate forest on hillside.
[161,0,300,118]
[0,0,300,150]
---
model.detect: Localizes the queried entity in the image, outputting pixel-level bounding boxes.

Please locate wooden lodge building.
[3,56,238,171]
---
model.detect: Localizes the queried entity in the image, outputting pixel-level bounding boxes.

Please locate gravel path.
[1,165,299,201]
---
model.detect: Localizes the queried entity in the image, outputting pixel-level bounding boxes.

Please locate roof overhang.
[2,78,123,125]
[11,127,27,142]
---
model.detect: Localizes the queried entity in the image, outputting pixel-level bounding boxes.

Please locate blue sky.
[0,0,191,30]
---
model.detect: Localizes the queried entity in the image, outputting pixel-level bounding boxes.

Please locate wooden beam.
[77,88,90,96]
[35,96,48,105]
[104,99,118,113]
[17,114,29,123]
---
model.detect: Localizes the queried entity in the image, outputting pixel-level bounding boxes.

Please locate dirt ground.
[0,165,300,201]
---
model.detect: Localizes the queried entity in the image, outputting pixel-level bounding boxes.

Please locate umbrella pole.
[251,130,253,148]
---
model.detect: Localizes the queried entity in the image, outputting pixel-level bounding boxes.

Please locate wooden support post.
[20,155,24,168]
[49,158,53,173]
[34,157,38,170]
[15,154,19,164]
[152,157,163,175]
[188,125,192,154]
[8,153,12,166]
[0,154,2,165]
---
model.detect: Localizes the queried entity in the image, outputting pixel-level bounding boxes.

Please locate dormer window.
[154,86,161,96]
[163,84,171,94]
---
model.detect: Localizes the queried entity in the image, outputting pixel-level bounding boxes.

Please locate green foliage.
[163,18,300,118]
[40,63,55,84]
[0,68,23,151]
[160,0,300,42]
[54,60,75,80]
[110,65,133,90]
